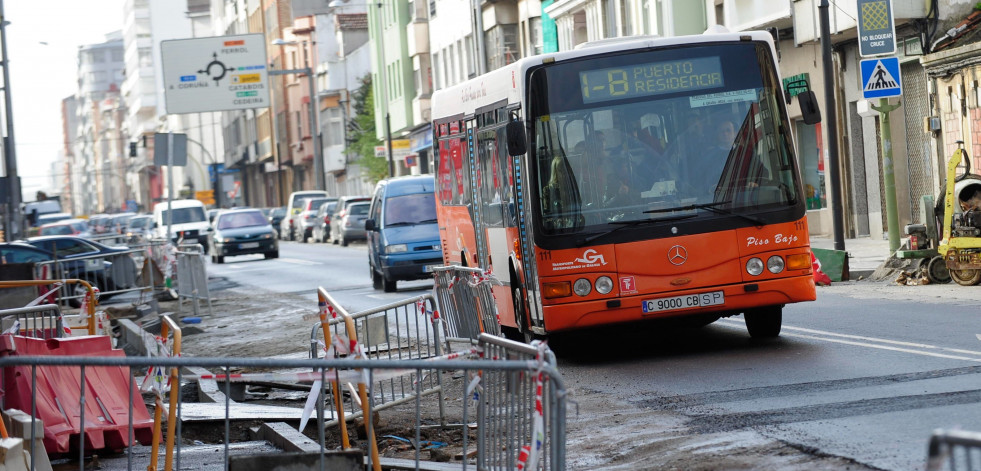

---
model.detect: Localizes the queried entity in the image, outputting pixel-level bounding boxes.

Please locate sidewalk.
[809,235,893,280]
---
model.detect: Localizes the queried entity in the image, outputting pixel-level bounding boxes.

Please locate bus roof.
[431,30,776,121]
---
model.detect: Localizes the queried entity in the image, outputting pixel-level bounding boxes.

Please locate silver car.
[335,201,370,246]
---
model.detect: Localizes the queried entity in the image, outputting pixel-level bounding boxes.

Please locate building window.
[429,0,436,17]
[432,51,441,90]
[325,107,343,146]
[465,34,475,77]
[485,24,520,71]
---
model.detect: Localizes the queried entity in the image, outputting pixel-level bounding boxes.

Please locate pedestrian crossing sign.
[860,57,902,99]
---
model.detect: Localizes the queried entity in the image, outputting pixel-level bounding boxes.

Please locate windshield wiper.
[644,201,765,227]
[578,214,697,246]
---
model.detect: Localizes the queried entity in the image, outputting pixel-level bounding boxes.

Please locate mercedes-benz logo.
[668,245,688,266]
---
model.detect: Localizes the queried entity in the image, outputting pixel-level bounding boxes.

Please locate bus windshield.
[529,42,799,236]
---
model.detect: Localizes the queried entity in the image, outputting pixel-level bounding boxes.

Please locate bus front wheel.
[744,305,782,338]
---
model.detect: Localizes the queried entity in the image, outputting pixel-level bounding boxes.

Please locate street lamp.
[270,38,326,192]
[0,3,22,239]
[327,0,394,178]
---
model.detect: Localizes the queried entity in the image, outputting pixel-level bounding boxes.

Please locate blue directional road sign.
[861,57,902,99]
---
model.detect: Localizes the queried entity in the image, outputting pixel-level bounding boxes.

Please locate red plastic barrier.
[0,334,154,455]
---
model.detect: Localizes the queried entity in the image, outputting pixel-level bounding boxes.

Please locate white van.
[281,190,329,241]
[153,199,211,250]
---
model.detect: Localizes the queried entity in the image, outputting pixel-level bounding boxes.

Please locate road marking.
[717,319,981,362]
[277,258,320,266]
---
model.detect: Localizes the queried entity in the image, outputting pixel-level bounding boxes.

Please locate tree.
[347,76,388,184]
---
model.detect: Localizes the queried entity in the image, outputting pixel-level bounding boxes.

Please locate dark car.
[22,236,138,300]
[266,207,287,238]
[209,208,278,263]
[1,241,118,307]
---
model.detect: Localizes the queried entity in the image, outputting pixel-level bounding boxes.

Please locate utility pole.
[0,0,22,240]
[819,0,846,251]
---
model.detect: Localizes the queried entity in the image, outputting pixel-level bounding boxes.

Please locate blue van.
[365,175,442,292]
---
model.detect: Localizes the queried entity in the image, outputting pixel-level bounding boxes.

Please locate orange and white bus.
[430,30,818,341]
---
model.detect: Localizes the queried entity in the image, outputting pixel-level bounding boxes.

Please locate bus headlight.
[385,244,408,254]
[746,257,764,276]
[595,276,614,294]
[767,256,785,274]
[573,278,591,296]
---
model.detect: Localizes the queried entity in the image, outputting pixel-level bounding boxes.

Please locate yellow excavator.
[937,140,981,286]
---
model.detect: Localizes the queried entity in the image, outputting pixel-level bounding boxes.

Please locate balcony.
[407,17,429,56]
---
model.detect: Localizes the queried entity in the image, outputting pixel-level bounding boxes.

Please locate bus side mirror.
[364,219,376,232]
[798,91,821,125]
[506,120,527,156]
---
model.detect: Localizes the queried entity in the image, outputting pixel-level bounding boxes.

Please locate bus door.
[474,108,520,280]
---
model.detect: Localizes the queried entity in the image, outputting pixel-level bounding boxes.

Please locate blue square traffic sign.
[861,57,902,99]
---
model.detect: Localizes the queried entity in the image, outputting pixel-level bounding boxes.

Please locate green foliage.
[346,76,389,185]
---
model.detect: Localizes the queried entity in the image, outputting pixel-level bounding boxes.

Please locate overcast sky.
[6,0,125,203]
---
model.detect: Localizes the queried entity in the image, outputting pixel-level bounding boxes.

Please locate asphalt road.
[206,239,981,470]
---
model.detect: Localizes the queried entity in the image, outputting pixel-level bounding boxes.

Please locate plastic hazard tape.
[516,341,549,471]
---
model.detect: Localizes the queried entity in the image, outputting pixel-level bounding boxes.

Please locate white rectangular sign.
[161,34,270,114]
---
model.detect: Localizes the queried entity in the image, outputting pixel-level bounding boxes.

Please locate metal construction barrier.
[0,304,64,339]
[928,429,981,471]
[0,349,567,470]
[0,280,99,336]
[175,243,211,316]
[432,266,503,340]
[33,246,151,308]
[311,290,447,429]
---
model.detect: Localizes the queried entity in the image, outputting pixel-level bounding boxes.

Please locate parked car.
[20,236,139,306]
[89,213,120,234]
[208,208,278,263]
[124,215,154,241]
[296,196,337,243]
[334,201,370,246]
[282,191,329,241]
[266,207,286,239]
[327,196,371,244]
[0,242,109,307]
[311,201,338,243]
[366,175,442,292]
[107,212,136,234]
[39,219,91,237]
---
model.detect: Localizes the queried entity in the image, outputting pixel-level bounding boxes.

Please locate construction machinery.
[937,141,981,285]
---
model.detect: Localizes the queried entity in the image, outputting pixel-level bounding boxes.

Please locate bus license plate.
[642,291,725,313]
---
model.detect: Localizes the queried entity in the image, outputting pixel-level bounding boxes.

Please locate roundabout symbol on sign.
[198,52,235,84]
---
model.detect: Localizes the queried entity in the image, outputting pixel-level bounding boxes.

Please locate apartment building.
[72,33,125,215]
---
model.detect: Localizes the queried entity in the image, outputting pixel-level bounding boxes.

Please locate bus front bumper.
[542,275,816,333]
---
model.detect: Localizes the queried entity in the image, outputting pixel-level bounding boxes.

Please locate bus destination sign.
[579,57,723,104]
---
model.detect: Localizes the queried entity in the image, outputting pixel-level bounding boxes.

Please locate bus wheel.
[511,284,537,344]
[744,305,782,338]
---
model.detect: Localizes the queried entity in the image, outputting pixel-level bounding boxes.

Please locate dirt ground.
[120,283,883,471]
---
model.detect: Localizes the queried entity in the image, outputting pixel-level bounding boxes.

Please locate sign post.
[857,0,896,57]
[861,56,903,252]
